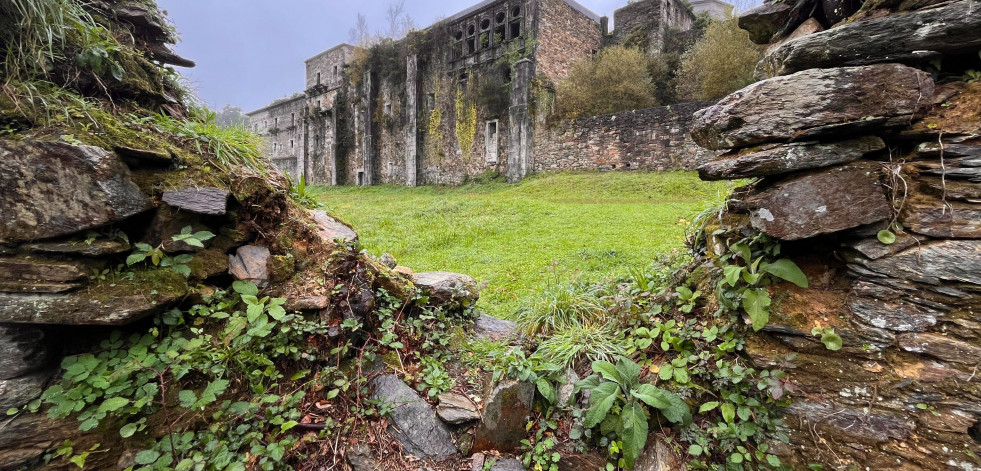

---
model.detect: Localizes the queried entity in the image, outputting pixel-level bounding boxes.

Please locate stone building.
[248,0,724,186]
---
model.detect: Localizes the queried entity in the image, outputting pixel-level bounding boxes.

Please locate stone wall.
[534,101,715,172]
[694,1,981,469]
[536,0,602,84]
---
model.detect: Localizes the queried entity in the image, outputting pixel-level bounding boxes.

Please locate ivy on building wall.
[425,79,445,164]
[454,84,478,162]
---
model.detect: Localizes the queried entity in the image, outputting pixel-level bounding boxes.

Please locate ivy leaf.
[98,396,129,412]
[760,259,808,288]
[689,444,703,456]
[699,401,719,413]
[741,288,772,331]
[583,382,619,428]
[125,252,147,266]
[619,401,648,469]
[134,449,160,465]
[281,420,299,432]
[119,422,139,438]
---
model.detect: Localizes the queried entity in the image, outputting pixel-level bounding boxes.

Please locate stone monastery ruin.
[247,0,730,185]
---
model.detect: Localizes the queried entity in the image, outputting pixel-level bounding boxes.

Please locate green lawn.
[312,171,736,319]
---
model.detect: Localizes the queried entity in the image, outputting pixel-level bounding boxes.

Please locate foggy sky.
[157,0,629,113]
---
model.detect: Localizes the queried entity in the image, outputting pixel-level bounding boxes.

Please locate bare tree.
[385,0,415,40]
[349,12,373,46]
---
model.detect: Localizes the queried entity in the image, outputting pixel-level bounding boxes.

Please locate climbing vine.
[426,79,445,164]
[455,84,477,162]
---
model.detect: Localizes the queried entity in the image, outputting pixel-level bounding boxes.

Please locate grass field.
[312,171,736,319]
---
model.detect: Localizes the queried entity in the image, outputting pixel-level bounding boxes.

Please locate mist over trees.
[216,105,248,127]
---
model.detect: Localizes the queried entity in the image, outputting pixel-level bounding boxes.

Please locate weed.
[516,276,607,336]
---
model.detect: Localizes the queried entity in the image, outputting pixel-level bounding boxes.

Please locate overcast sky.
[157,0,627,113]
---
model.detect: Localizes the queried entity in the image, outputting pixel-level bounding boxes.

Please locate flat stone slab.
[0,258,89,283]
[759,0,981,77]
[473,314,518,342]
[861,239,980,287]
[162,187,230,215]
[412,271,479,309]
[898,333,981,365]
[738,2,792,44]
[691,64,934,151]
[369,374,456,459]
[0,140,151,244]
[902,201,981,239]
[21,239,130,257]
[436,393,481,424]
[113,145,172,166]
[285,295,330,311]
[0,274,186,325]
[745,163,892,240]
[310,210,358,243]
[0,370,52,411]
[697,136,885,181]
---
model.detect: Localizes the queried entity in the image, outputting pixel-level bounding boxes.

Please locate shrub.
[555,45,656,119]
[676,18,762,101]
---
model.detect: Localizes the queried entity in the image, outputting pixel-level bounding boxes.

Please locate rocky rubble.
[690,1,981,468]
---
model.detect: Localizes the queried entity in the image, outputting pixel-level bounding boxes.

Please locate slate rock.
[844,232,919,260]
[346,443,380,471]
[473,380,535,453]
[848,296,939,333]
[744,163,892,240]
[473,314,518,342]
[0,411,76,470]
[380,253,397,269]
[113,145,172,166]
[488,458,525,471]
[0,275,186,325]
[862,239,980,287]
[0,370,53,411]
[759,0,981,77]
[783,401,912,444]
[113,1,171,41]
[898,333,981,365]
[738,3,792,44]
[0,140,152,244]
[162,187,230,215]
[0,258,89,283]
[697,136,885,181]
[310,210,358,244]
[0,280,82,294]
[22,239,130,257]
[286,295,330,311]
[818,0,861,26]
[902,201,981,239]
[369,374,456,459]
[691,64,934,151]
[228,245,270,287]
[436,393,481,424]
[0,325,49,380]
[412,272,479,309]
[144,43,196,68]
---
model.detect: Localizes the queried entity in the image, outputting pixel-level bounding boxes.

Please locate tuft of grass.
[515,276,606,336]
[313,171,736,319]
[152,106,267,174]
[532,323,627,370]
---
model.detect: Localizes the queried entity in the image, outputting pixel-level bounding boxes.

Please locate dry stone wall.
[534,101,715,172]
[694,1,981,468]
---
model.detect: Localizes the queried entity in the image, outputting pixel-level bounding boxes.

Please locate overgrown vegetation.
[676,18,762,101]
[313,171,737,319]
[555,46,656,119]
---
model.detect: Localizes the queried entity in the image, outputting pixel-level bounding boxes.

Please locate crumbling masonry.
[248,0,729,185]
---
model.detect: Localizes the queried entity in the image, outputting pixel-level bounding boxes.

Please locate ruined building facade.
[248,0,722,185]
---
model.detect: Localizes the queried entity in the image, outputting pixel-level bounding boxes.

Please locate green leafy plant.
[576,356,691,468]
[287,174,322,209]
[126,225,215,277]
[416,356,455,399]
[811,327,842,351]
[719,240,808,331]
